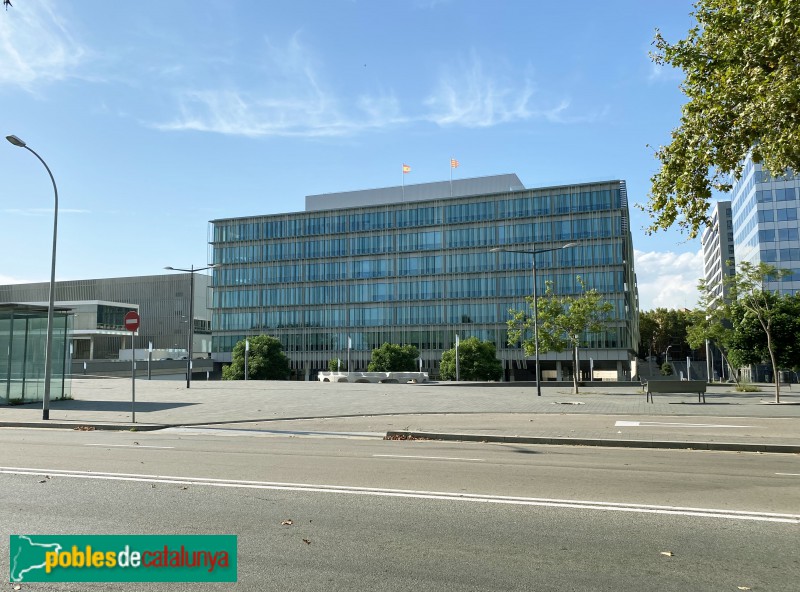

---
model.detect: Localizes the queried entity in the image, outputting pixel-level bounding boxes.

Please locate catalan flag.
[450,158,459,169]
[402,164,411,173]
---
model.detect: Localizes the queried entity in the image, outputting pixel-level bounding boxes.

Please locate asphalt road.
[1,427,798,591]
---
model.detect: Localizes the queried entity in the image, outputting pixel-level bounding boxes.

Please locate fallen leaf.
[13,584,21,590]
[133,442,139,445]
[38,479,47,484]
[180,486,188,490]
[737,587,752,591]
[660,551,674,557]
[151,484,156,488]
[302,539,311,545]
[281,520,293,526]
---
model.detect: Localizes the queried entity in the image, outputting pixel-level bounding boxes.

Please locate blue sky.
[1,0,706,310]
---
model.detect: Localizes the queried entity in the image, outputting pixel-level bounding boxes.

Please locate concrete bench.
[644,380,707,403]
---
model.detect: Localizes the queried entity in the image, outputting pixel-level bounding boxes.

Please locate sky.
[0,0,707,311]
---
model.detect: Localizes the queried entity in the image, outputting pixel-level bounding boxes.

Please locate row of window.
[211,327,626,354]
[734,205,799,247]
[756,188,798,203]
[212,270,627,307]
[212,300,628,331]
[214,216,623,263]
[761,249,800,263]
[213,190,622,242]
[759,228,800,242]
[213,243,625,286]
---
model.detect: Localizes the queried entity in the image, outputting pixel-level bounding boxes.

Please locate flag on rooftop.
[402,164,411,173]
[450,158,459,169]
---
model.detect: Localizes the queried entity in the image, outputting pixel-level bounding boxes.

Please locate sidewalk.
[1,378,798,453]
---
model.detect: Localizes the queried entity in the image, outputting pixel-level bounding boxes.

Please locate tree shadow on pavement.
[8,400,197,412]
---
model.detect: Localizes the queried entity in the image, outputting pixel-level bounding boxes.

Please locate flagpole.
[449,158,459,196]
[402,167,405,202]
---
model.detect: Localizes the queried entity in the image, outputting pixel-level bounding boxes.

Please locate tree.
[507,277,613,394]
[222,335,291,380]
[685,280,740,385]
[688,262,793,400]
[327,358,347,372]
[645,0,800,237]
[367,343,419,372]
[728,262,793,401]
[638,308,693,360]
[726,291,800,377]
[439,337,503,381]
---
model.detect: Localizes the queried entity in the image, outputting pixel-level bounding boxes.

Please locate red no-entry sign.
[124,311,140,332]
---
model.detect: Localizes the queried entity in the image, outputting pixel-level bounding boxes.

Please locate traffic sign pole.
[124,311,141,423]
[131,331,136,423]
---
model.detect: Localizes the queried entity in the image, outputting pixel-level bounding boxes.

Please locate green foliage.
[688,261,796,401]
[726,291,800,371]
[367,343,419,372]
[222,335,291,380]
[507,276,613,394]
[638,308,693,359]
[439,337,503,381]
[644,0,800,237]
[735,381,760,393]
[328,358,347,372]
[685,279,741,385]
[660,362,673,376]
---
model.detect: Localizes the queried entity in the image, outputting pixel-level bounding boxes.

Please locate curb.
[0,421,167,432]
[384,431,800,454]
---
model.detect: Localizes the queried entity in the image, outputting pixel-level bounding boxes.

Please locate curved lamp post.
[164,264,216,388]
[491,242,577,396]
[6,135,58,420]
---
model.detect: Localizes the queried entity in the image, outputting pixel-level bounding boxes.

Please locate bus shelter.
[0,303,72,404]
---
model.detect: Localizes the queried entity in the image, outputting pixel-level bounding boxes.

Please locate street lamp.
[6,135,59,420]
[164,264,216,388]
[491,243,577,396]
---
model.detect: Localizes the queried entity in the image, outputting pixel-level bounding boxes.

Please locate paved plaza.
[0,378,798,452]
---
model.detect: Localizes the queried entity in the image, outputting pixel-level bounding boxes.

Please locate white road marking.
[372,454,484,462]
[615,421,753,428]
[775,473,800,476]
[0,466,797,524]
[84,444,174,449]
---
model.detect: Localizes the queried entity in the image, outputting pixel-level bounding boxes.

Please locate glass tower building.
[210,174,640,381]
[730,155,800,294]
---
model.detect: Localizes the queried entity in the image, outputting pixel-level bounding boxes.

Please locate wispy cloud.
[155,33,390,138]
[154,38,595,138]
[0,0,88,92]
[634,248,704,311]
[423,55,573,127]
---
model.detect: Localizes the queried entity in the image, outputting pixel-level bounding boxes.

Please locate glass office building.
[0,304,72,403]
[731,155,800,294]
[210,174,640,381]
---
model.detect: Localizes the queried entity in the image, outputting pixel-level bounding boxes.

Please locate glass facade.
[210,177,640,379]
[731,156,800,294]
[0,304,71,403]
